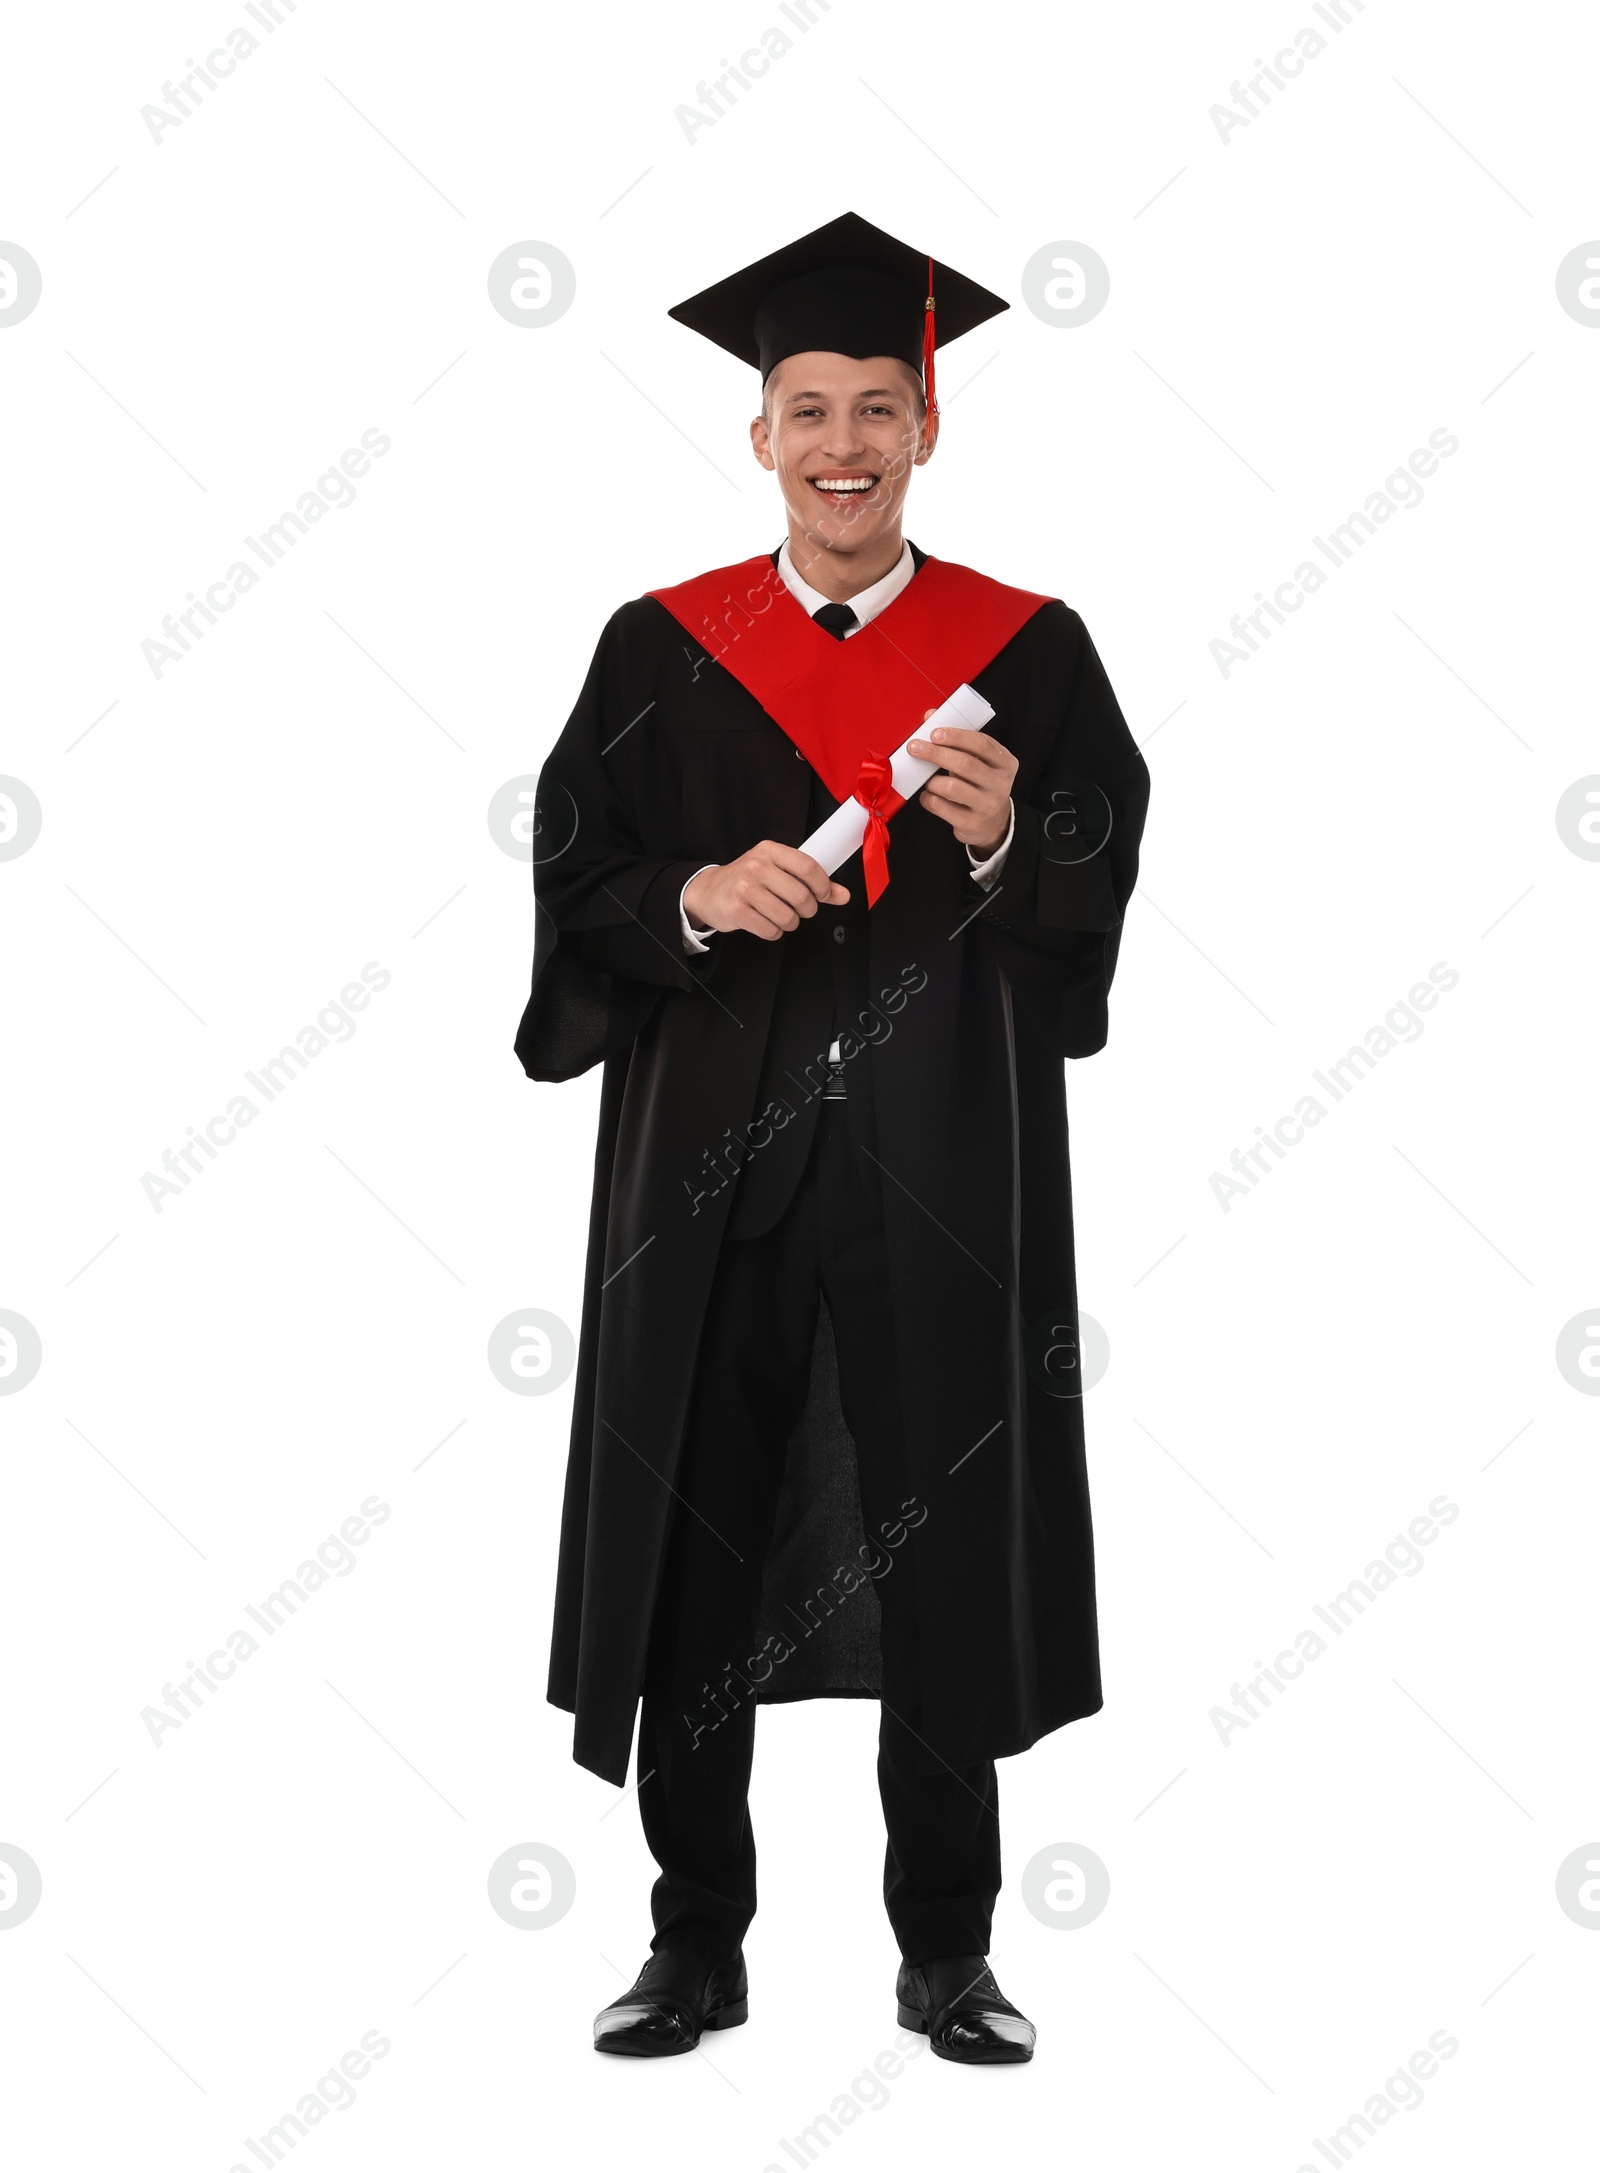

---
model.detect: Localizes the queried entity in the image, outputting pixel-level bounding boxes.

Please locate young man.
[516,212,1150,2064]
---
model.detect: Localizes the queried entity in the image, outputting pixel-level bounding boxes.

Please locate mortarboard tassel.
[922,253,938,431]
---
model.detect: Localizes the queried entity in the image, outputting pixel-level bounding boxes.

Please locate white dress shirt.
[679,540,1014,954]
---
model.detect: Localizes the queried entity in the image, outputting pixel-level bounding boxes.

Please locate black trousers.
[634,1102,1001,1965]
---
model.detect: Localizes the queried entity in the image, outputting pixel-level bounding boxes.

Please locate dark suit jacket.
[724,542,951,1235]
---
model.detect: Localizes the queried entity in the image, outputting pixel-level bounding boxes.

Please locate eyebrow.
[782,387,901,403]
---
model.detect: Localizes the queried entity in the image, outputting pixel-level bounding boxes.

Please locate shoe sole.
[594,1999,748,2056]
[896,2004,1034,2064]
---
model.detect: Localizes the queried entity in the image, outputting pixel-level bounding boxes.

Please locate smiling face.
[750,351,936,566]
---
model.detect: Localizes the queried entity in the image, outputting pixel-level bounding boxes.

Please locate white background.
[3,0,1597,2166]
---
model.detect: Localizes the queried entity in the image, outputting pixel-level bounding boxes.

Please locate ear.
[915,406,940,464]
[750,412,776,471]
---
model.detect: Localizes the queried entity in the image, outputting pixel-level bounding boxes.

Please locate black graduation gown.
[515,550,1151,1787]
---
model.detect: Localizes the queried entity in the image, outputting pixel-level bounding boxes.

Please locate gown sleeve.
[514,602,716,1083]
[966,603,1151,1059]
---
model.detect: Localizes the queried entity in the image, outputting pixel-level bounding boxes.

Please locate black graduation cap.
[667,211,1007,415]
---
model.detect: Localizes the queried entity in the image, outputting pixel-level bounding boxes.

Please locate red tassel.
[922,253,937,430]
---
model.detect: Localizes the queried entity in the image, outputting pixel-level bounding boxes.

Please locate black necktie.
[812,602,858,641]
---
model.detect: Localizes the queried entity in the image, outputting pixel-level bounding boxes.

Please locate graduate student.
[516,212,1150,2064]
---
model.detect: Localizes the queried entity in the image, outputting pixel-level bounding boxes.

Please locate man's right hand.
[684,843,849,941]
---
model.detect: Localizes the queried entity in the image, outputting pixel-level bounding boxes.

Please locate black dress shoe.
[593,1945,748,2056]
[896,1954,1036,2064]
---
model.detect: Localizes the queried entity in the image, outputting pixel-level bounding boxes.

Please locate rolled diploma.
[797,683,997,875]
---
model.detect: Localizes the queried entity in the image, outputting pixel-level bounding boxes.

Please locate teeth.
[813,476,875,491]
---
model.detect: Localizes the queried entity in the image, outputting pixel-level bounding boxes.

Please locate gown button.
[832,925,847,945]
[795,747,805,760]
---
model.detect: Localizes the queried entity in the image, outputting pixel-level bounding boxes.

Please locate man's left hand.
[906,720,1017,853]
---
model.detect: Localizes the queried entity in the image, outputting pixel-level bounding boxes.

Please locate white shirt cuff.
[680,866,719,953]
[965,800,1015,888]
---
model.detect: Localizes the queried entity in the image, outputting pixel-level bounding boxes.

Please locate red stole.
[648,554,1049,902]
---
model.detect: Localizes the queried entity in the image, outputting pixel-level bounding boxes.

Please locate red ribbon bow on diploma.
[852,750,905,908]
